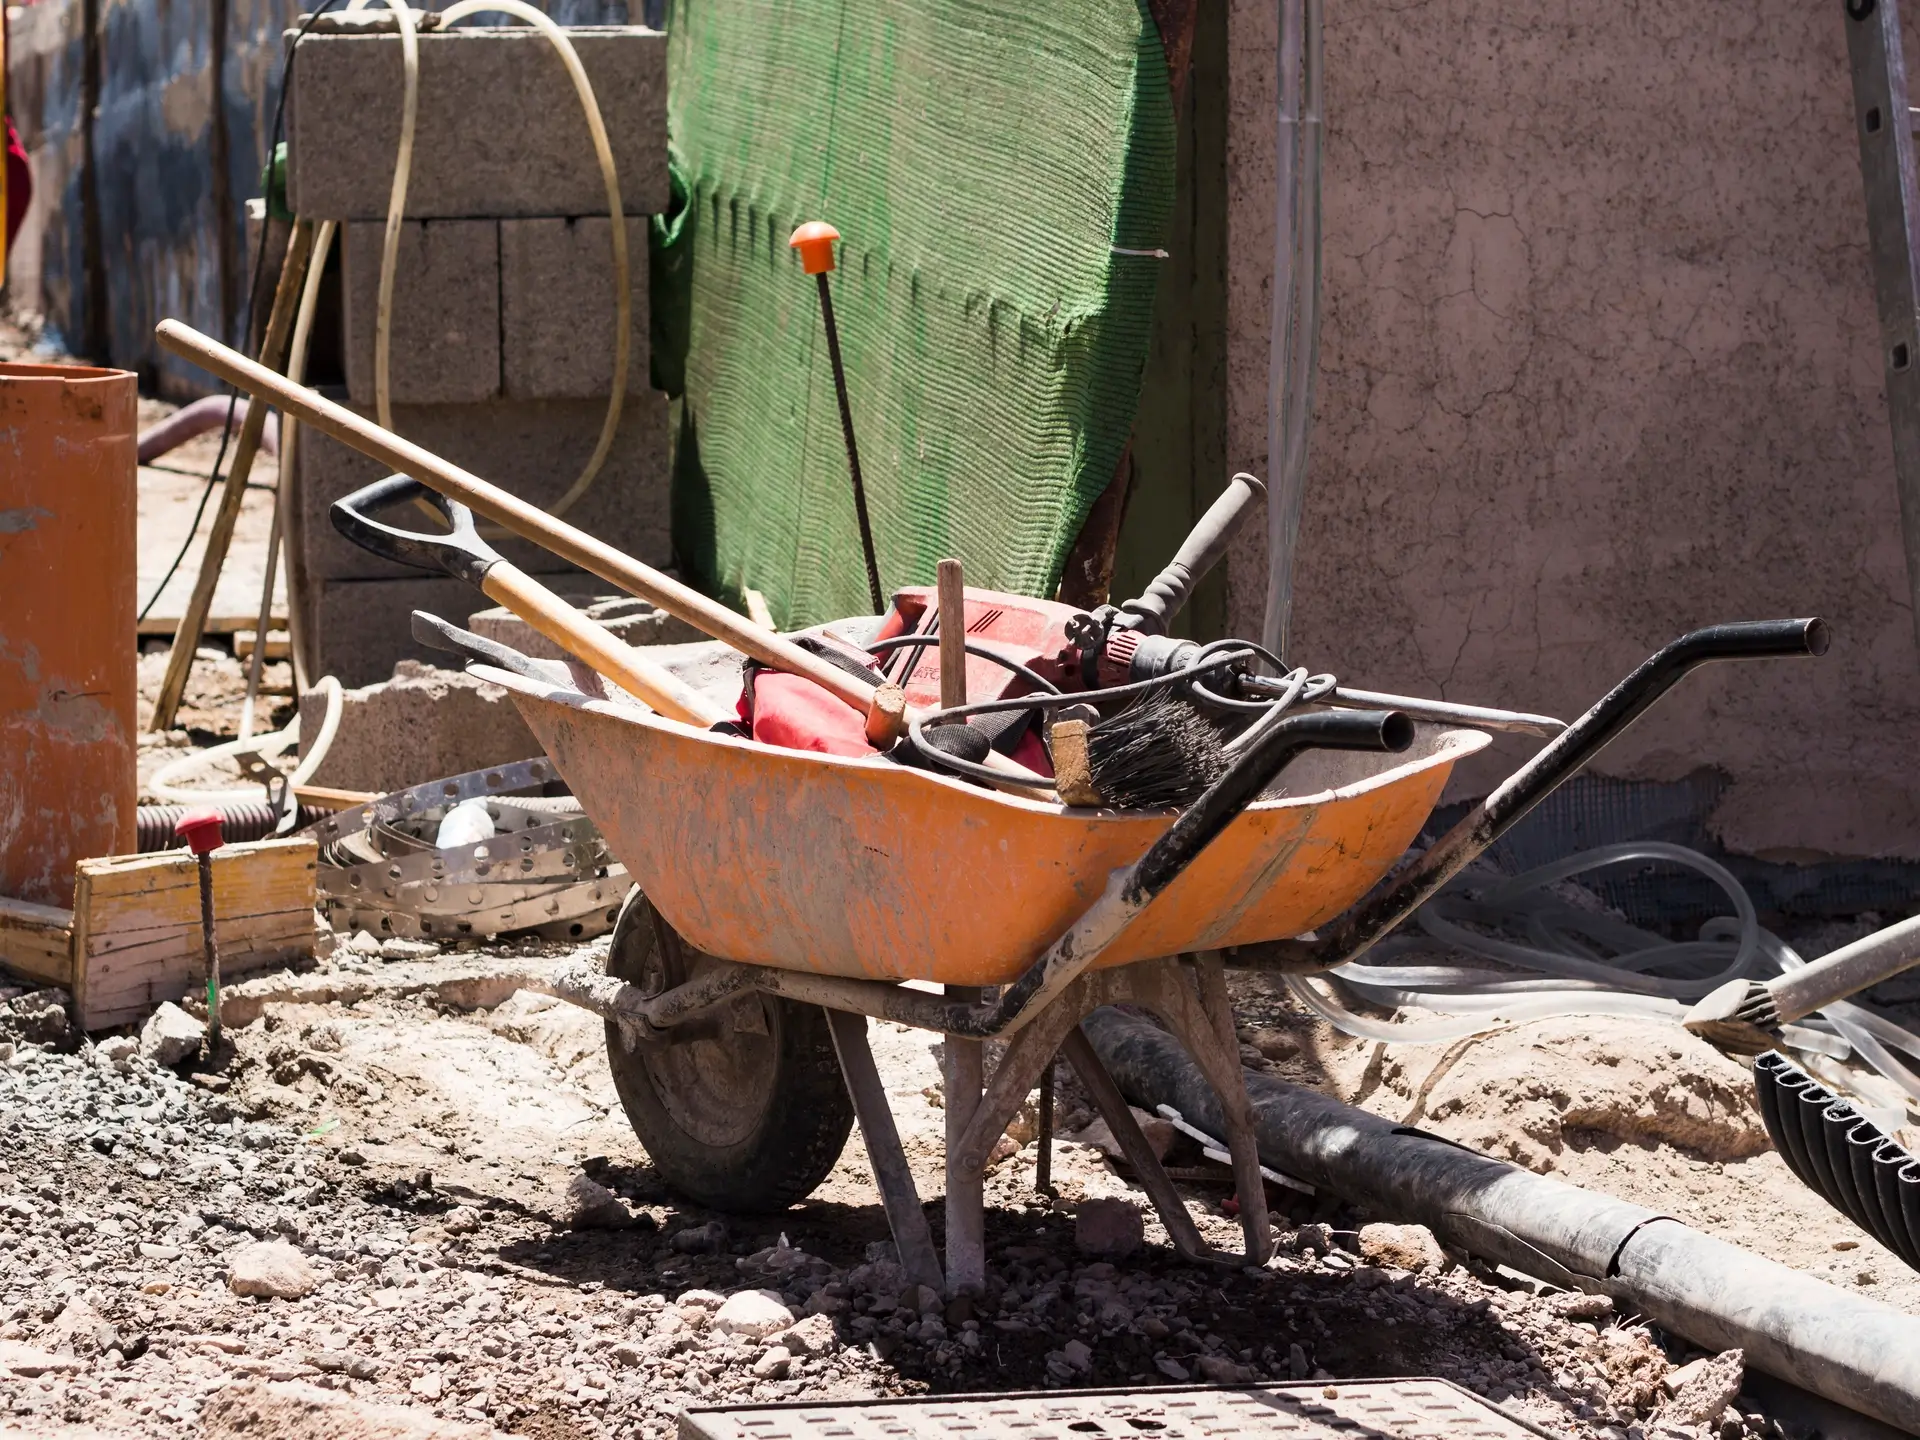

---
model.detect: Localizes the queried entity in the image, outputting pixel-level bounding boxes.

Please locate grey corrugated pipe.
[1083,1007,1920,1434]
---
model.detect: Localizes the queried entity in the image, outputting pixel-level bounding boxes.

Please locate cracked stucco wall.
[1223,0,1920,861]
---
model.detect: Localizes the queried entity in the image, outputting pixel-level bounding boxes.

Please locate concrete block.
[343,219,501,406]
[298,660,544,792]
[308,578,496,689]
[286,27,668,221]
[292,390,671,587]
[500,217,650,400]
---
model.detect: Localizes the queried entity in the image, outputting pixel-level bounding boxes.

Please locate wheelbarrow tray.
[478,667,1489,987]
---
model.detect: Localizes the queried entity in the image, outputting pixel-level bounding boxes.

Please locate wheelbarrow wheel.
[602,887,854,1213]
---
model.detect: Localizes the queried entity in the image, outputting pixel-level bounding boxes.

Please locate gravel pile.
[0,985,1804,1440]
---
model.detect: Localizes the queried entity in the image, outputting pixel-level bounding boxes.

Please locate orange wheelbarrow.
[410,614,1823,1293]
[319,469,1829,1296]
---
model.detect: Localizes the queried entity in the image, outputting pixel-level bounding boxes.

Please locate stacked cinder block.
[283,22,669,686]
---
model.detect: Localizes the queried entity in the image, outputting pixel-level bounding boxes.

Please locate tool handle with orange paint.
[790,220,884,615]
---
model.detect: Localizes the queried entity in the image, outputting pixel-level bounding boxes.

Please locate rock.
[1662,1349,1745,1428]
[772,1314,837,1357]
[712,1289,796,1340]
[1547,1290,1616,1322]
[140,1002,205,1066]
[906,1283,943,1316]
[1358,1222,1447,1272]
[441,1206,480,1234]
[1197,1354,1250,1383]
[1288,1343,1309,1380]
[95,1035,138,1070]
[229,1239,321,1299]
[558,1173,630,1230]
[410,1374,444,1401]
[751,1344,792,1379]
[1063,1108,1177,1162]
[380,938,440,963]
[1075,1197,1144,1258]
[0,1341,84,1377]
[39,1297,115,1355]
[1249,1028,1300,1062]
[671,1219,726,1253]
[199,1379,500,1438]
[1062,1339,1092,1370]
[0,989,69,1045]
[1155,1357,1190,1381]
[347,931,384,957]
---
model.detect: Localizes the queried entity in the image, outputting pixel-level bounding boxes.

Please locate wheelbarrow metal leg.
[1186,954,1274,1263]
[824,1009,944,1295]
[1060,1024,1213,1264]
[1119,955,1272,1263]
[944,985,987,1295]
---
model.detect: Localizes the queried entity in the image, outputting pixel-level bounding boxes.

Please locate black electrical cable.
[916,648,1257,729]
[136,0,344,625]
[1184,638,1335,715]
[864,634,1064,697]
[890,649,1257,787]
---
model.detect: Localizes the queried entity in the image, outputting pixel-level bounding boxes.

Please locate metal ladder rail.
[1846,0,1920,648]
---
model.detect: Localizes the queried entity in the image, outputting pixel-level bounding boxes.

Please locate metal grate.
[681,1380,1554,1440]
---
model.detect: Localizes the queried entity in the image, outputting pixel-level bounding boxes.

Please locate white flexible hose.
[345,0,629,524]
[149,676,343,806]
[1293,841,1920,1118]
[342,0,421,435]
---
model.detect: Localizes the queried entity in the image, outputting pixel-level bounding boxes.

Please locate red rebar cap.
[174,808,225,856]
[788,220,840,275]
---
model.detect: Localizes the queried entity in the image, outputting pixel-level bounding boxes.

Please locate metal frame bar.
[823,1009,944,1293]
[1846,0,1920,649]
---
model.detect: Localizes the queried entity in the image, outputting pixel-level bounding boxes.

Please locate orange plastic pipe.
[0,362,139,906]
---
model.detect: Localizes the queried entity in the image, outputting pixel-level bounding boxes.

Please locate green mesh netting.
[653,0,1176,626]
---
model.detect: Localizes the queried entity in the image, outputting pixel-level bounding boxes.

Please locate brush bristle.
[1084,690,1232,809]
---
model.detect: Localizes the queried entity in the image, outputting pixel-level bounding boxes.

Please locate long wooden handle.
[479,563,731,728]
[154,318,905,738]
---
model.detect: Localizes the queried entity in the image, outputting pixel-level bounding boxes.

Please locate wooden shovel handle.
[480,563,732,729]
[154,319,907,740]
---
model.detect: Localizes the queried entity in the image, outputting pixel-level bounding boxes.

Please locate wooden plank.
[71,837,317,1031]
[137,612,287,638]
[0,896,75,989]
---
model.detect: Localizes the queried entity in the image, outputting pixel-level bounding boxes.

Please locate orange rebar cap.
[789,221,840,275]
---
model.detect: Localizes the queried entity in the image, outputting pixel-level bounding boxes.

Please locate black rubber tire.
[602,886,854,1213]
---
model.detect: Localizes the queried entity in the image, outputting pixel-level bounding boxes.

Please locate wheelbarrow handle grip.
[1125,708,1413,905]
[1233,616,1829,974]
[331,474,502,583]
[1480,616,1828,831]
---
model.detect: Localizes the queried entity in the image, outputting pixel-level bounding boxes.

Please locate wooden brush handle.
[155,319,908,742]
[936,558,967,709]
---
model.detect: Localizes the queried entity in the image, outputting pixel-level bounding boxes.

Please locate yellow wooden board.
[0,896,75,989]
[70,837,317,1030]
